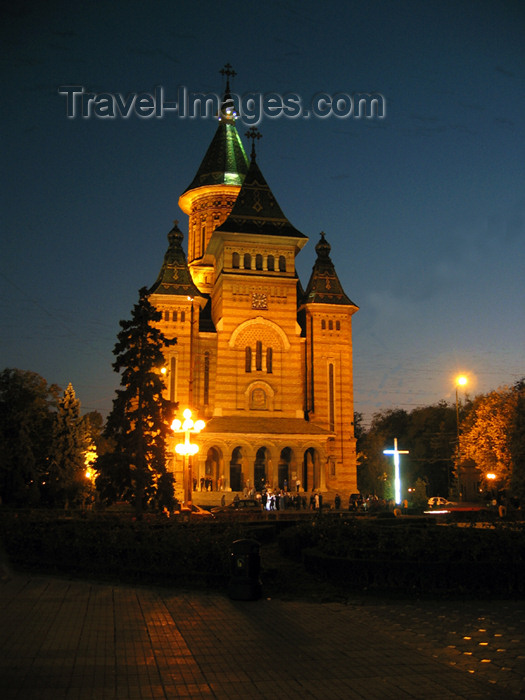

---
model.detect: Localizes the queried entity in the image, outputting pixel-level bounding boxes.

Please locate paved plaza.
[1,570,524,699]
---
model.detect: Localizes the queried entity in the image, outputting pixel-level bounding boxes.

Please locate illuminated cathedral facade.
[149,74,359,502]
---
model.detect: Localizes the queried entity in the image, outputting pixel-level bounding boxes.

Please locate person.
[296,479,301,492]
[334,493,341,510]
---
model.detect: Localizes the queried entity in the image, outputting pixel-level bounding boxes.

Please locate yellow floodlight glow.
[171,408,206,504]
[456,375,468,387]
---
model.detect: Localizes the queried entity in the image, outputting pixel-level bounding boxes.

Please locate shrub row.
[278,518,525,596]
[0,510,253,588]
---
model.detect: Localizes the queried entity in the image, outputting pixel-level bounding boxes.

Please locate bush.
[0,510,256,588]
[278,518,525,596]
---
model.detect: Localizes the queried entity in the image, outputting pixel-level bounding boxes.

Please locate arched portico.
[303,447,324,492]
[254,446,270,491]
[278,447,297,491]
[202,446,223,491]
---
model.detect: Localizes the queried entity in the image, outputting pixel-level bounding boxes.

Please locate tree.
[0,368,58,505]
[96,287,176,516]
[509,379,525,503]
[406,402,456,496]
[357,404,457,499]
[45,383,90,508]
[357,408,409,497]
[461,387,517,489]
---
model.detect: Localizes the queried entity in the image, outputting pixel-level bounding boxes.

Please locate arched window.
[267,255,275,271]
[336,320,340,331]
[256,341,263,371]
[244,253,251,269]
[255,253,263,270]
[278,255,286,272]
[266,347,273,374]
[321,320,326,330]
[329,320,333,330]
[181,311,185,323]
[245,347,252,372]
[172,310,177,322]
[232,252,240,269]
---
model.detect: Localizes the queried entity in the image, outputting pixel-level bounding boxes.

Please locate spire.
[302,232,358,306]
[214,144,307,239]
[149,221,203,297]
[246,126,262,160]
[180,65,249,194]
[219,63,237,123]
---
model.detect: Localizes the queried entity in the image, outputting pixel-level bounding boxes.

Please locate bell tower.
[178,64,249,294]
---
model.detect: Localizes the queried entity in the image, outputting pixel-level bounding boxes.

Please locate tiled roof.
[214,155,307,239]
[149,223,202,297]
[302,232,358,306]
[182,121,249,192]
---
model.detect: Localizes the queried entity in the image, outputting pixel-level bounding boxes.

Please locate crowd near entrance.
[195,443,324,494]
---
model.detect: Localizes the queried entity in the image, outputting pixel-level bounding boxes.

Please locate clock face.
[252,292,268,310]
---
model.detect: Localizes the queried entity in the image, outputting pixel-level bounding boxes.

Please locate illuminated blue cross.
[383,438,409,505]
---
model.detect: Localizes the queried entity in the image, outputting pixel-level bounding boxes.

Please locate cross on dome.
[246,127,262,159]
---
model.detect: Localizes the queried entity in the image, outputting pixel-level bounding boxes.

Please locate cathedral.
[149,72,359,503]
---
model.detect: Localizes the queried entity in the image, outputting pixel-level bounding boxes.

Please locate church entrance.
[204,447,222,491]
[230,446,243,492]
[303,447,321,491]
[278,447,294,491]
[254,447,268,491]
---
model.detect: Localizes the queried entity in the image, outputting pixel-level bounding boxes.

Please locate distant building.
[149,73,359,500]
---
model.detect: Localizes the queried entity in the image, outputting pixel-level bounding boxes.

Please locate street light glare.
[456,375,468,387]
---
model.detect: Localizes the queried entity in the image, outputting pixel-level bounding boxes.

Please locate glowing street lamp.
[171,408,205,504]
[455,375,468,498]
[383,438,409,505]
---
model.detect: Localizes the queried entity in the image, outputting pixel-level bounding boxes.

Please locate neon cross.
[383,438,409,505]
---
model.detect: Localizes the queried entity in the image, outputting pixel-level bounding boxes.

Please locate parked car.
[211,499,263,516]
[427,496,449,507]
[175,504,214,518]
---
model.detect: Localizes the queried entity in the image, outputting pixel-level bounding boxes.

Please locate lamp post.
[455,375,467,499]
[171,408,205,504]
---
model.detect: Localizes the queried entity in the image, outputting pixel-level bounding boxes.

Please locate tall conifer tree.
[47,382,89,508]
[99,287,176,516]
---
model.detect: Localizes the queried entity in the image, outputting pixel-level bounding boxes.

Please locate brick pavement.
[1,573,523,699]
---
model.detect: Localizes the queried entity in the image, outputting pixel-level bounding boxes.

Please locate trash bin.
[228,538,262,600]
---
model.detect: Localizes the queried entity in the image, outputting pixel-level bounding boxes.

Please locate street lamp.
[455,375,468,499]
[171,408,205,504]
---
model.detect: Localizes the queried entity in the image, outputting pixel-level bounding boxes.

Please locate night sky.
[2,0,524,426]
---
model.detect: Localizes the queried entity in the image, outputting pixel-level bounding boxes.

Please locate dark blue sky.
[2,0,524,425]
